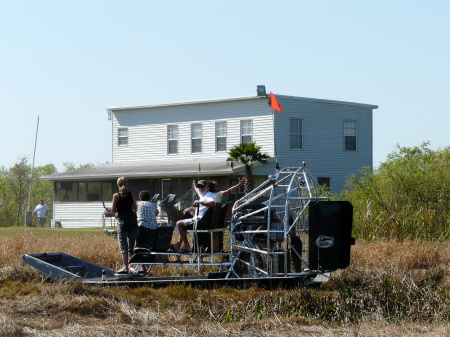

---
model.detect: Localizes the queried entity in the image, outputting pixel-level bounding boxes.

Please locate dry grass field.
[0,227,449,336]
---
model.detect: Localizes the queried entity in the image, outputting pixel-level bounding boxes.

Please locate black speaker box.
[308,201,354,271]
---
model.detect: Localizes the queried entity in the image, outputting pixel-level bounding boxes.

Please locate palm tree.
[226,142,270,193]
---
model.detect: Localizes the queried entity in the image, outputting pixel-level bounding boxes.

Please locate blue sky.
[1,0,449,172]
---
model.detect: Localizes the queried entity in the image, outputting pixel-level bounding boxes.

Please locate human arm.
[131,193,138,212]
[193,199,216,207]
[184,198,215,213]
[32,205,38,217]
[193,193,216,208]
[192,179,200,196]
[111,193,119,212]
[221,177,247,197]
[182,206,196,214]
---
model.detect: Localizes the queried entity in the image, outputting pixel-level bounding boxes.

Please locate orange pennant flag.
[270,92,284,113]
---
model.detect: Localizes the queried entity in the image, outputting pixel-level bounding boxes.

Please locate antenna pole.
[25,116,39,226]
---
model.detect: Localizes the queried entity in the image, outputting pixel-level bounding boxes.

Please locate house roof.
[107,96,263,111]
[40,157,245,181]
[106,95,378,111]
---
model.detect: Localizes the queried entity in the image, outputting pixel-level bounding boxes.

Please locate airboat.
[23,165,355,288]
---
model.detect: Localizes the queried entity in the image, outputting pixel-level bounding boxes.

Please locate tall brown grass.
[0,228,449,336]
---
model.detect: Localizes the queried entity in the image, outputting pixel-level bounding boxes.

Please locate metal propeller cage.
[228,166,330,278]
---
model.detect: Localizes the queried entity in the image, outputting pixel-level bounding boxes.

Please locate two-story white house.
[42,86,377,227]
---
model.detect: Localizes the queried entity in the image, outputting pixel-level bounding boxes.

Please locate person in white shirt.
[32,199,49,227]
[194,177,247,203]
[171,180,215,253]
[135,190,160,273]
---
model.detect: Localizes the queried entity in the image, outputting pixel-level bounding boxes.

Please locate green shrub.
[343,143,450,241]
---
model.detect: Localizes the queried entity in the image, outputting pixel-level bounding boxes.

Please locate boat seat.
[188,203,231,253]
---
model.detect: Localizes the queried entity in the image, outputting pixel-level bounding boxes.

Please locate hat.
[197,180,207,187]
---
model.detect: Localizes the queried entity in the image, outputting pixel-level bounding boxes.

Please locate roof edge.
[107,96,265,111]
[106,94,378,112]
[278,94,378,109]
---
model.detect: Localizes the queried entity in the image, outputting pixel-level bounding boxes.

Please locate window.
[162,179,172,199]
[167,125,178,154]
[215,121,227,152]
[55,181,114,202]
[86,182,101,201]
[318,177,331,188]
[191,123,202,153]
[290,118,303,149]
[78,182,87,201]
[55,182,77,201]
[78,182,101,201]
[344,121,357,151]
[101,182,113,201]
[240,120,252,144]
[118,128,128,146]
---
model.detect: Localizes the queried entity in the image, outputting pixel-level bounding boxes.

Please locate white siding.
[112,99,274,163]
[271,96,373,192]
[53,202,115,228]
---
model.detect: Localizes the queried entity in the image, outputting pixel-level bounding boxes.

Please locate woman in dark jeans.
[111,177,138,274]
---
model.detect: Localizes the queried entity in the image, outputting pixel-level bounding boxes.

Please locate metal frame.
[227,166,329,278]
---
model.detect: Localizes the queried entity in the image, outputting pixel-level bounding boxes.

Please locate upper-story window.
[240,119,252,144]
[318,177,331,189]
[167,125,178,154]
[191,123,202,153]
[118,128,128,146]
[344,120,357,151]
[215,121,227,152]
[290,118,303,149]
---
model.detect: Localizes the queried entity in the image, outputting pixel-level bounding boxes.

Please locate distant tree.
[63,161,96,172]
[7,157,30,226]
[0,160,58,227]
[226,142,270,193]
[0,166,15,227]
[343,142,450,241]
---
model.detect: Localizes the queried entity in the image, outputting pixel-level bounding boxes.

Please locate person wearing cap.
[194,177,248,203]
[171,179,216,253]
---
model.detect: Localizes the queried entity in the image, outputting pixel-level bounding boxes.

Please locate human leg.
[174,219,192,250]
[121,251,129,272]
[173,219,185,250]
[117,226,130,273]
[38,217,46,227]
[128,229,138,254]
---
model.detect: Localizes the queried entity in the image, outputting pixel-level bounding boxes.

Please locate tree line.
[0,157,94,227]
